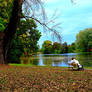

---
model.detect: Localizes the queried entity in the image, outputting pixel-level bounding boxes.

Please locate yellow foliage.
[22,34,27,38]
[4,19,7,23]
[26,32,29,36]
[3,1,7,7]
[9,0,13,3]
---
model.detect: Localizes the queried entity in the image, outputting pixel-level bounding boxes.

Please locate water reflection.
[38,54,44,66]
[52,61,69,67]
[20,53,92,67]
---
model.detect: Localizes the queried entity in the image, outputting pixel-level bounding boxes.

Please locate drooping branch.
[23,15,62,42]
[21,0,62,44]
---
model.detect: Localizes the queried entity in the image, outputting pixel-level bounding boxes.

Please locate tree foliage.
[68,42,75,53]
[7,34,24,63]
[18,19,41,53]
[41,41,69,54]
[76,28,92,52]
[7,19,41,63]
[62,42,68,53]
[52,42,62,54]
[42,40,53,54]
[0,0,13,32]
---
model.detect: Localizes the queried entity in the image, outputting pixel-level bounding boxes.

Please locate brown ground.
[0,65,92,92]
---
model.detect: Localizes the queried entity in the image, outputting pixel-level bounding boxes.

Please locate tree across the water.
[76,28,92,52]
[41,40,72,54]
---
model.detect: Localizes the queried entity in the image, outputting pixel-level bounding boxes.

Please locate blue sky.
[38,0,92,47]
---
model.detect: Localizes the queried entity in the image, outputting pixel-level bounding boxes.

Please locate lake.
[20,53,92,67]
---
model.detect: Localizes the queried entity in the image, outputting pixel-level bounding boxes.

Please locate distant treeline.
[41,28,92,54]
[40,40,75,54]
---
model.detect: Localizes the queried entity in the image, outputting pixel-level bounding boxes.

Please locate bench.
[68,62,84,70]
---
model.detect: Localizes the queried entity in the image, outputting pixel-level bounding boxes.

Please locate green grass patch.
[8,63,34,67]
[8,64,92,70]
[84,67,92,69]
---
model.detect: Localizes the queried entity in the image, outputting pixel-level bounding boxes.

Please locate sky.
[38,0,92,47]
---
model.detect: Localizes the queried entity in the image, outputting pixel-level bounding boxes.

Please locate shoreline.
[1,64,92,70]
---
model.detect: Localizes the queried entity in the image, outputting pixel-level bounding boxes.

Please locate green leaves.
[8,19,41,63]
[42,40,53,54]
[0,0,13,32]
[18,19,41,54]
[76,28,92,52]
[0,23,5,32]
[0,18,6,31]
[41,41,69,54]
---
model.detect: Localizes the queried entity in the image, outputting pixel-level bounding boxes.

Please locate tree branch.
[23,15,62,42]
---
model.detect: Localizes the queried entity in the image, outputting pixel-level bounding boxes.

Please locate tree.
[7,19,41,63]
[52,42,62,54]
[18,19,41,55]
[42,40,52,54]
[0,0,62,64]
[62,42,68,53]
[0,0,13,30]
[0,0,14,63]
[7,34,24,63]
[76,28,92,52]
[0,0,23,64]
[68,42,75,53]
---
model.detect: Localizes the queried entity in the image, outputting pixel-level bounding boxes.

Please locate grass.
[84,67,92,69]
[0,65,92,92]
[9,63,92,69]
[9,63,34,67]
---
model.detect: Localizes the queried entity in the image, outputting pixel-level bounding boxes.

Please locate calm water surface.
[21,53,92,67]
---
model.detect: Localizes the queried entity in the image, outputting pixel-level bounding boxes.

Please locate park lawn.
[0,65,92,92]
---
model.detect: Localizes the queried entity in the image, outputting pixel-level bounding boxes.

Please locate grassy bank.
[9,63,34,67]
[9,63,92,69]
[0,65,92,92]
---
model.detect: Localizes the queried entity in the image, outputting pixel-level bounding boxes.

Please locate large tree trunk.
[0,0,22,64]
[0,32,5,64]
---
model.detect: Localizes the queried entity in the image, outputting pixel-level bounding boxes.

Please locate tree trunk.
[0,0,22,64]
[0,32,5,64]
